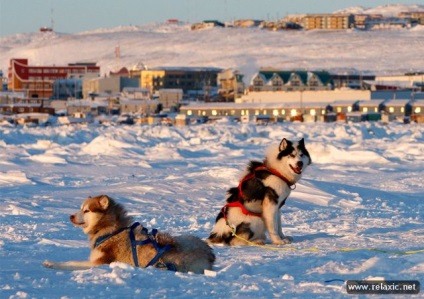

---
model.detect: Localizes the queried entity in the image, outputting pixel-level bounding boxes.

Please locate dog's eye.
[83,209,89,214]
[290,154,295,158]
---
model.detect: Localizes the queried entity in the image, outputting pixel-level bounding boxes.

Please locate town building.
[232,19,263,28]
[66,99,108,117]
[122,87,150,100]
[140,67,223,98]
[191,20,225,30]
[0,70,3,91]
[249,69,333,92]
[399,11,424,22]
[237,89,370,104]
[7,58,100,98]
[379,99,410,121]
[52,79,83,100]
[0,91,54,115]
[356,99,384,114]
[82,76,139,98]
[179,101,333,122]
[303,14,354,30]
[109,67,130,77]
[157,89,183,109]
[373,73,424,91]
[281,15,306,27]
[119,99,159,115]
[217,68,245,101]
[331,74,375,89]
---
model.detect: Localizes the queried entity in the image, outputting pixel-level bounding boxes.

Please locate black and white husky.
[208,138,311,246]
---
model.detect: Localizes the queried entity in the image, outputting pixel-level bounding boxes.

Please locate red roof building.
[8,58,100,98]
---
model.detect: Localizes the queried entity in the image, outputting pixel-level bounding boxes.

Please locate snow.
[335,4,424,17]
[1,4,424,298]
[0,121,423,298]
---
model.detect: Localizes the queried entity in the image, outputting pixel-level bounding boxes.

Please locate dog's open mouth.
[290,165,302,174]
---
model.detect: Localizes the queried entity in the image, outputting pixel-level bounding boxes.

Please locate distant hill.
[334,4,424,16]
[1,4,423,83]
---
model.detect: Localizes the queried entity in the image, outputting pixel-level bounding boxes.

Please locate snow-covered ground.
[1,120,423,298]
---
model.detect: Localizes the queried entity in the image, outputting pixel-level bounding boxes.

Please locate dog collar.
[260,165,296,189]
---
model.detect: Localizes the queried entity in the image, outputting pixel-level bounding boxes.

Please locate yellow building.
[303,14,354,30]
[140,67,222,97]
[140,70,166,92]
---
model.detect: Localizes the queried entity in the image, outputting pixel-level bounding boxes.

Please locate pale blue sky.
[0,0,423,37]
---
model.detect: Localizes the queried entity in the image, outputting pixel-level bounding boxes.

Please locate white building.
[236,90,371,104]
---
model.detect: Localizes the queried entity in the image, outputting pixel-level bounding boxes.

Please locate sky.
[0,0,423,37]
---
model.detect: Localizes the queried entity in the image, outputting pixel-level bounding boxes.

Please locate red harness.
[222,165,296,219]
[221,201,262,220]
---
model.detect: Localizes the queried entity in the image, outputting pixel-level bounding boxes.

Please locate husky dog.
[208,138,311,246]
[44,195,215,274]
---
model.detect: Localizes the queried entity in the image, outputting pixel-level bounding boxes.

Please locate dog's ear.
[279,138,289,151]
[299,138,305,146]
[99,195,110,210]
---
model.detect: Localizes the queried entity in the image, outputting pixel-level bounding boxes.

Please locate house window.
[310,109,316,116]
[187,110,192,116]
[273,109,279,116]
[337,107,342,113]
[255,110,259,115]
[415,107,422,114]
[363,107,368,112]
[262,110,267,115]
[347,106,352,112]
[290,109,297,116]
[212,110,217,116]
[389,107,394,113]
[401,107,405,113]
[254,79,263,86]
[281,109,285,115]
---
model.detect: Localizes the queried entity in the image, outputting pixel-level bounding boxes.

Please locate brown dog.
[43,195,215,274]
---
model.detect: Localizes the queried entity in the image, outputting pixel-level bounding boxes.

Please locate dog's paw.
[43,261,55,268]
[283,236,293,242]
[252,239,266,245]
[272,237,292,245]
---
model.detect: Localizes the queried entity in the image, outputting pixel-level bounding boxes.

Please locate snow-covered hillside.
[335,4,424,17]
[0,121,423,298]
[1,5,424,83]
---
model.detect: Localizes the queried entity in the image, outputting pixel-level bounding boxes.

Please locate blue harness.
[94,222,176,271]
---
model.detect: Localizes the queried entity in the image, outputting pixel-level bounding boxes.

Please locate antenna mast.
[51,8,54,31]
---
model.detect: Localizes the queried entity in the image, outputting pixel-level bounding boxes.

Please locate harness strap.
[93,226,129,248]
[224,164,295,220]
[222,202,262,219]
[238,165,295,202]
[129,222,175,270]
[254,165,296,189]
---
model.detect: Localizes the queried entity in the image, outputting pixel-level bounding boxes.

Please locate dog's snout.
[70,214,75,221]
[297,161,303,168]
